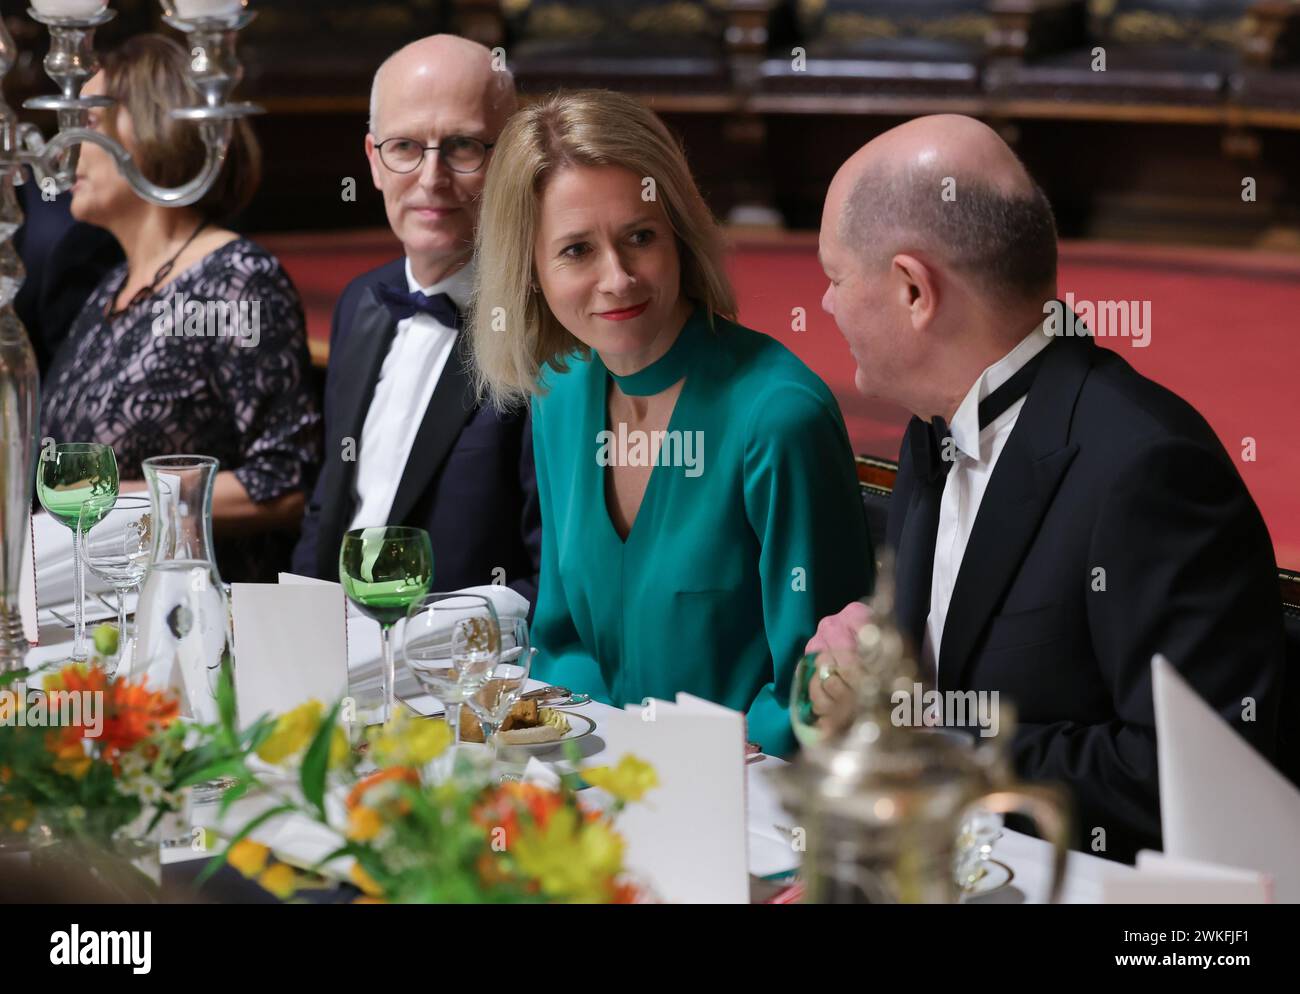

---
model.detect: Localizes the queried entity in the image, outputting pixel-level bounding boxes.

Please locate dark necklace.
[105,219,209,320]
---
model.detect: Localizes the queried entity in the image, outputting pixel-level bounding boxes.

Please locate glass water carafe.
[131,455,230,724]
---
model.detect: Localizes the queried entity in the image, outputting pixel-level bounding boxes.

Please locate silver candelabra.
[0,0,261,671]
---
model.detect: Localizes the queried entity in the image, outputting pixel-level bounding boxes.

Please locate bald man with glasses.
[293,35,541,607]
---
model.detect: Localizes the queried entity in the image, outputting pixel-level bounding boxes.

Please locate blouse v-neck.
[592,307,709,546]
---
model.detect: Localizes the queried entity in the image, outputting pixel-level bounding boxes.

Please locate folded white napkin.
[521,756,562,790]
[33,509,117,610]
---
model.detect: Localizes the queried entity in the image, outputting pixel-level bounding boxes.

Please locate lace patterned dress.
[41,237,323,580]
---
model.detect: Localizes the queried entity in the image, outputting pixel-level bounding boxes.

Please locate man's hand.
[805,600,871,655]
[804,601,872,735]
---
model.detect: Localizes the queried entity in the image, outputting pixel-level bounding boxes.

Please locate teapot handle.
[970,785,1072,904]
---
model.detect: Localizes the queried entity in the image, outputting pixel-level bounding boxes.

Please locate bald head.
[369,34,517,137]
[827,114,1056,302]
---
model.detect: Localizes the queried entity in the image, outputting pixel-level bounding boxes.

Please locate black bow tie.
[375,281,463,329]
[910,415,955,485]
[910,343,1052,483]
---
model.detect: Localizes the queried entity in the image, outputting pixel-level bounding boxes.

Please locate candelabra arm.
[33,119,231,207]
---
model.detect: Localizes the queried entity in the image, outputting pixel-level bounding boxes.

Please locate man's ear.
[365,133,384,192]
[891,252,938,329]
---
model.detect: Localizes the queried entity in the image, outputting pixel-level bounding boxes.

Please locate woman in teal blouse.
[470,90,872,755]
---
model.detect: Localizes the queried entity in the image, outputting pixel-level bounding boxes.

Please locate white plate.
[496,710,596,754]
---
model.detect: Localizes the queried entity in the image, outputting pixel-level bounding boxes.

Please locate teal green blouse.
[530,306,873,756]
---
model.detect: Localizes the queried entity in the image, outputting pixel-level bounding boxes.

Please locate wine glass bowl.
[465,616,532,770]
[79,495,152,675]
[403,593,499,747]
[339,526,433,725]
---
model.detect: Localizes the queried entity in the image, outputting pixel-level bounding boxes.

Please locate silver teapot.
[772,561,1071,903]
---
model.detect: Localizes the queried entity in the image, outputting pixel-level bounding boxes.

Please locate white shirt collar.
[947,322,1052,463]
[404,255,475,313]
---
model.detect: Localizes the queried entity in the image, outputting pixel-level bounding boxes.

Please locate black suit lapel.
[386,335,479,528]
[893,420,939,652]
[315,290,398,577]
[937,335,1094,690]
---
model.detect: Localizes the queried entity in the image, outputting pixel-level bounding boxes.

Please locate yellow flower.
[227,839,271,878]
[347,805,383,842]
[10,817,29,833]
[366,710,452,768]
[256,701,324,764]
[580,755,658,803]
[350,862,385,898]
[329,726,351,769]
[258,862,299,899]
[512,807,625,903]
[51,741,92,780]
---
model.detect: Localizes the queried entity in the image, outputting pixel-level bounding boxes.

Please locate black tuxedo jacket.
[292,259,541,608]
[887,332,1284,863]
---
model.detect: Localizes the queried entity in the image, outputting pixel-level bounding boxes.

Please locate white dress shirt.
[348,257,472,531]
[921,324,1052,680]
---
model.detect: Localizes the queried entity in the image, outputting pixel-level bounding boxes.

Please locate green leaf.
[216,653,237,740]
[174,756,247,789]
[216,775,253,816]
[299,699,341,819]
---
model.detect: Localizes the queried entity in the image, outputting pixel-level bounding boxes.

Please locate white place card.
[601,693,749,903]
[1153,653,1300,902]
[231,580,348,729]
[1103,850,1272,903]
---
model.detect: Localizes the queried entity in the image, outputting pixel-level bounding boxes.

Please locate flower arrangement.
[0,653,271,899]
[214,703,659,904]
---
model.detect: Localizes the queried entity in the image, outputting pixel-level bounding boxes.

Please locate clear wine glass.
[403,593,499,748]
[465,620,532,773]
[79,495,152,676]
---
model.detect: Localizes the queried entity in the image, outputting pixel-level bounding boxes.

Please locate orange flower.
[347,805,384,842]
[258,863,299,900]
[609,879,644,904]
[100,678,180,761]
[345,766,419,810]
[49,665,178,765]
[473,782,566,850]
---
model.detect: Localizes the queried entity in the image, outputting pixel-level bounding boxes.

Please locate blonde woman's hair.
[470,89,736,410]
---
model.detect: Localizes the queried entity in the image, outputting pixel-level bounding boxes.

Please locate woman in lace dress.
[41,35,321,581]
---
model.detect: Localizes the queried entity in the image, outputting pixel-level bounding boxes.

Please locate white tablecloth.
[25,617,1130,903]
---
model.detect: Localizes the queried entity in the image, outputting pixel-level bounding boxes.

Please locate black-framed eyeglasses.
[375,135,495,174]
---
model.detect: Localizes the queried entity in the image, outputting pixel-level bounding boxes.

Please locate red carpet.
[262,230,1300,568]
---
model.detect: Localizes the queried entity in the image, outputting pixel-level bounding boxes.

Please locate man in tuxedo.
[292,35,541,605]
[806,115,1284,862]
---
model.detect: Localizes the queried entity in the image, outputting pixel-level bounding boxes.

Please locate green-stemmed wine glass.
[36,442,119,662]
[339,526,433,725]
